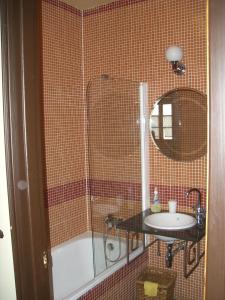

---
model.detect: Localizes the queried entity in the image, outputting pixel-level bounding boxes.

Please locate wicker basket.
[136,266,177,300]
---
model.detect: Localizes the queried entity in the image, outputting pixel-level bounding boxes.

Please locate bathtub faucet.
[104,214,123,229]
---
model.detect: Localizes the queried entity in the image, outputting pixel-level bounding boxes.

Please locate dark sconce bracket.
[171,61,186,75]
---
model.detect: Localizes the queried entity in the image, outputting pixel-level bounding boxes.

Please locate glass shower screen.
[86,75,149,276]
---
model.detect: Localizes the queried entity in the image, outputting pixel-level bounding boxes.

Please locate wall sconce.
[165,46,185,75]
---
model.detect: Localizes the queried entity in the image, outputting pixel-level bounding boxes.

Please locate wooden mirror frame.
[150,88,207,161]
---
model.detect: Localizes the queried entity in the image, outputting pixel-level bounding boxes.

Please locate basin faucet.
[186,188,205,227]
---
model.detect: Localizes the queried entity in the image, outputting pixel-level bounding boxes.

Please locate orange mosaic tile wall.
[41,0,88,247]
[84,0,207,192]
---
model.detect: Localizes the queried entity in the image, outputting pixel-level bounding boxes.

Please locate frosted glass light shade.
[165,46,183,62]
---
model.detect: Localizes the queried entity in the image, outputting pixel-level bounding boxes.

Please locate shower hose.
[103,228,122,264]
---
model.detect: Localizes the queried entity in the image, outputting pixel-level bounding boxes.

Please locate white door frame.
[0,19,17,299]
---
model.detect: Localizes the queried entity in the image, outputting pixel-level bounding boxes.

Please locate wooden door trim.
[0,0,52,299]
[206,0,225,299]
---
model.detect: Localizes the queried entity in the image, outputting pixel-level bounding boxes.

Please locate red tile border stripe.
[46,179,87,207]
[46,179,206,208]
[90,179,141,201]
[78,251,148,300]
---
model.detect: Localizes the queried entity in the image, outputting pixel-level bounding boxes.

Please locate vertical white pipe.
[139,82,150,211]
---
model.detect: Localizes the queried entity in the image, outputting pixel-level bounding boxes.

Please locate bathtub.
[51,231,143,300]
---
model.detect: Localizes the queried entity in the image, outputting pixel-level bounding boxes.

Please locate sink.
[144,212,196,231]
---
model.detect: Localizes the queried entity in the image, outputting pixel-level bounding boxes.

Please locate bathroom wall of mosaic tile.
[84,0,207,192]
[41,0,88,246]
[41,0,207,298]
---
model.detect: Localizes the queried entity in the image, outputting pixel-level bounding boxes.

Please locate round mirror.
[150,88,207,161]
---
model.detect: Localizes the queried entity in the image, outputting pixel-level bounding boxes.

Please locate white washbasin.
[144,212,196,231]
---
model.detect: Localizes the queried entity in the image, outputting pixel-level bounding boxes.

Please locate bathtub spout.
[104,214,123,229]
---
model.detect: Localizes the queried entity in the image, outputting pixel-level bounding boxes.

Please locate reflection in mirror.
[150,88,207,161]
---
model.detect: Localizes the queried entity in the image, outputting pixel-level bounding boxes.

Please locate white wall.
[0,20,17,300]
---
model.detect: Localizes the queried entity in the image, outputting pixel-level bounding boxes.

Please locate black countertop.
[117,209,205,242]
